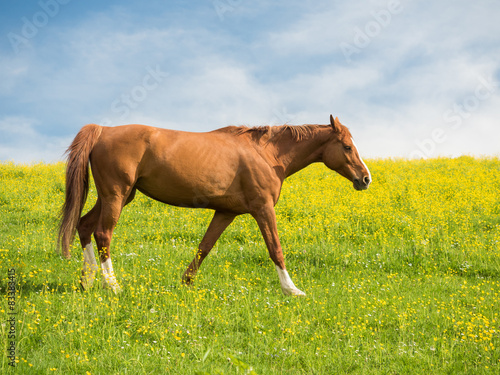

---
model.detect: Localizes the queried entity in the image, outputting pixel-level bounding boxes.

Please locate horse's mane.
[215,124,329,142]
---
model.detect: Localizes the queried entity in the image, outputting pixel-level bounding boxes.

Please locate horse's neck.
[273,127,330,178]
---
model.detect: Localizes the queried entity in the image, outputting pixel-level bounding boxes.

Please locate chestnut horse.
[58,115,371,295]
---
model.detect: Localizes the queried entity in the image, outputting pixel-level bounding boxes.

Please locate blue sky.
[1,0,499,162]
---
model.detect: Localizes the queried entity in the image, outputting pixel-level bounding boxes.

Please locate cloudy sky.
[1,0,499,163]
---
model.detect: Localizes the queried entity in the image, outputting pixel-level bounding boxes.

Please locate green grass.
[1,157,499,374]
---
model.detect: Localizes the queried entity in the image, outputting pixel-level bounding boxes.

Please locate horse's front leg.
[182,211,236,285]
[252,205,306,296]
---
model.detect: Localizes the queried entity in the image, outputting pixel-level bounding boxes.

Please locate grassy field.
[1,157,499,374]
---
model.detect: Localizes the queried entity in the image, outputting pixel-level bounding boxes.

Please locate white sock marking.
[81,243,98,290]
[351,137,371,182]
[101,257,122,293]
[275,265,306,296]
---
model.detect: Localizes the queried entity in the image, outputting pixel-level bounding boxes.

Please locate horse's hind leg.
[94,188,136,293]
[182,211,236,284]
[93,199,122,293]
[77,199,101,290]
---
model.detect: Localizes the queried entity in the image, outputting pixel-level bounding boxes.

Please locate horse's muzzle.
[353,176,371,191]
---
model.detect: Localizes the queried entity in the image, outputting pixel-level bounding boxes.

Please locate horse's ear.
[330,114,341,133]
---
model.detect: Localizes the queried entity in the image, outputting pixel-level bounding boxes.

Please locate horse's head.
[322,115,371,191]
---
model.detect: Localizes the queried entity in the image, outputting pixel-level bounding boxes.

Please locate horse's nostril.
[363,176,371,185]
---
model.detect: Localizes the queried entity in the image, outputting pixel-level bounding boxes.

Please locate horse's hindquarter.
[134,127,280,213]
[90,125,151,192]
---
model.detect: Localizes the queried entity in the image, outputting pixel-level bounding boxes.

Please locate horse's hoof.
[283,288,306,296]
[181,274,194,286]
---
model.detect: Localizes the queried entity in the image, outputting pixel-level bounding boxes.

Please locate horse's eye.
[344,145,352,151]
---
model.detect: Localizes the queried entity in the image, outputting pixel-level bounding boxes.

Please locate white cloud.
[0,117,69,163]
[0,1,499,162]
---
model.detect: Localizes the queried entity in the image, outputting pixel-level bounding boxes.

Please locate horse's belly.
[135,163,247,211]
